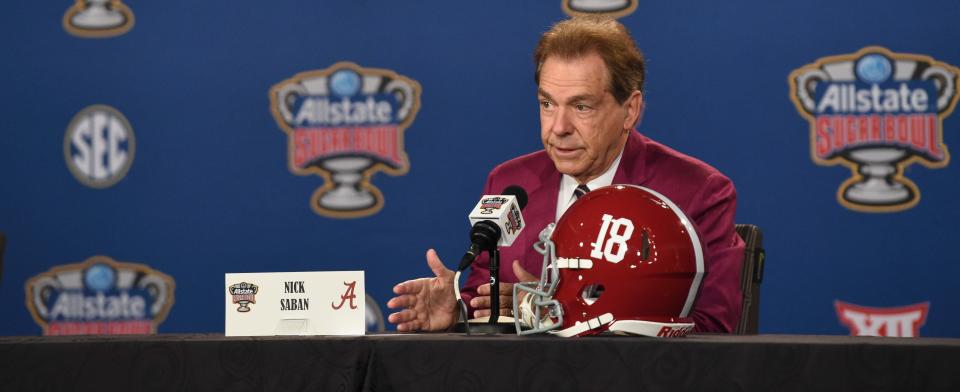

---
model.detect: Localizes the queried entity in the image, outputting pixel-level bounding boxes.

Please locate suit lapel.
[512,154,560,269]
[613,131,646,185]
[526,155,560,229]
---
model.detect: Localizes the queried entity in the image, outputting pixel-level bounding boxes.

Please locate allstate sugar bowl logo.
[790,47,959,212]
[63,0,135,38]
[480,197,508,213]
[64,105,136,188]
[25,256,175,335]
[229,282,259,312]
[270,62,421,218]
[563,0,637,18]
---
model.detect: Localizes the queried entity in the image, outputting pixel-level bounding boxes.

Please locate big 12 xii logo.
[270,62,421,218]
[790,47,959,212]
[835,301,928,337]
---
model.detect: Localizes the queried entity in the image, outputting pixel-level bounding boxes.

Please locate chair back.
[366,294,386,332]
[0,232,5,287]
[735,224,765,334]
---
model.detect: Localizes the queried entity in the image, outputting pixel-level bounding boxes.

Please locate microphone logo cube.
[469,195,525,247]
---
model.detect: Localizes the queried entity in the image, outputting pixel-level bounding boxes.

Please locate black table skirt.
[1,333,958,391]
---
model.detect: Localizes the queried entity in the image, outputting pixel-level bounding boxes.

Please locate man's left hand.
[470,260,537,318]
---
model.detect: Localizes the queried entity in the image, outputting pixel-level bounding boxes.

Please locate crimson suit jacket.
[462,130,745,333]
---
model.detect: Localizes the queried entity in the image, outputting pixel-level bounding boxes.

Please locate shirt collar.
[556,148,624,221]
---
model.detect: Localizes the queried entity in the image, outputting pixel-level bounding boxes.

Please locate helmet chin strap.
[517,290,537,327]
[550,313,614,337]
[516,286,559,333]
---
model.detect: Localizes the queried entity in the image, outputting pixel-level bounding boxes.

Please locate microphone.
[457,185,528,272]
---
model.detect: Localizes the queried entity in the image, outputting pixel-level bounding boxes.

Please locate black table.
[1,333,957,391]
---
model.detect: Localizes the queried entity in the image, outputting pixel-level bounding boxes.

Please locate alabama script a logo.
[270,62,421,218]
[789,47,959,212]
[835,300,929,337]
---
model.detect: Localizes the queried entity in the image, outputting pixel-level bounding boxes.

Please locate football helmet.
[513,184,705,337]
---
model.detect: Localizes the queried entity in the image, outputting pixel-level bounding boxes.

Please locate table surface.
[3,331,959,345]
[1,333,958,391]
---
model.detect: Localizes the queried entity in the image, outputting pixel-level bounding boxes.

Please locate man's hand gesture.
[386,249,458,332]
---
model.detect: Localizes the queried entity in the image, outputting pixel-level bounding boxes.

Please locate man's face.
[538,53,637,184]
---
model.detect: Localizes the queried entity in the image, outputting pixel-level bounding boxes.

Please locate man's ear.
[623,90,644,130]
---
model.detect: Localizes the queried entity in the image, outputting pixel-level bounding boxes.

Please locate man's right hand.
[386,249,458,332]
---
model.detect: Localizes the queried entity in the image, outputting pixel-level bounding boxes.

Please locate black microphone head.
[470,220,502,251]
[502,185,528,210]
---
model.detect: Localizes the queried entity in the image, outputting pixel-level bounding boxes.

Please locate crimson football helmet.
[513,184,705,337]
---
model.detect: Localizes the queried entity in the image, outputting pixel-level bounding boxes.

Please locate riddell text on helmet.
[657,325,692,337]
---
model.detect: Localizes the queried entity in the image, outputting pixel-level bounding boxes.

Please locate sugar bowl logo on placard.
[229,282,259,312]
[270,62,421,218]
[563,0,637,18]
[790,47,959,212]
[63,0,135,38]
[25,256,175,336]
[64,105,136,189]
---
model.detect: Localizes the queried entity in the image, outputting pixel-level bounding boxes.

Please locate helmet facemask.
[513,223,564,335]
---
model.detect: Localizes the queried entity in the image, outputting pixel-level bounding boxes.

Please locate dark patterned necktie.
[574,184,591,199]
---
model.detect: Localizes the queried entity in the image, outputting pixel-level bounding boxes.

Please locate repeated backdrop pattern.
[0,1,958,337]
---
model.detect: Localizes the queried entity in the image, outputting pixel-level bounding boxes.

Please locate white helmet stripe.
[551,313,614,338]
[630,185,705,318]
[556,257,593,269]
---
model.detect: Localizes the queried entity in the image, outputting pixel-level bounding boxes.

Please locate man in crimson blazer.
[388,17,744,334]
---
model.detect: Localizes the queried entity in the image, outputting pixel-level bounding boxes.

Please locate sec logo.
[63,105,136,188]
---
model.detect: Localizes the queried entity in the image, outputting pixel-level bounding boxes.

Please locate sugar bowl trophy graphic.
[790,47,959,212]
[271,62,421,218]
[563,0,637,18]
[229,282,259,312]
[63,0,135,38]
[25,256,175,335]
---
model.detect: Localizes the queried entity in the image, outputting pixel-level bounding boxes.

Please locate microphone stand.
[489,248,500,324]
[454,247,517,334]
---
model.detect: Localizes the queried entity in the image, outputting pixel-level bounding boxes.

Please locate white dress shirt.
[554,149,624,222]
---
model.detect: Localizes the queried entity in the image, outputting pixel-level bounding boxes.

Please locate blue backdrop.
[1,0,958,337]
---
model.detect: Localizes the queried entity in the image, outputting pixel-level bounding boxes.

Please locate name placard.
[225,271,365,336]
